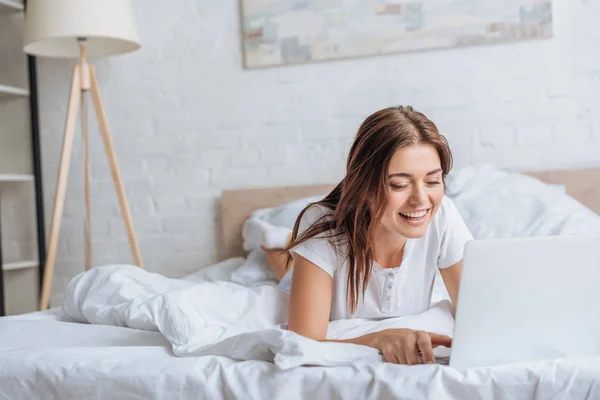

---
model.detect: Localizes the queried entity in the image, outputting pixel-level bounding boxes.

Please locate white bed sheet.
[2,310,600,400]
[2,296,600,399]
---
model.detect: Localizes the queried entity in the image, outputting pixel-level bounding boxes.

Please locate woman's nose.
[409,184,427,204]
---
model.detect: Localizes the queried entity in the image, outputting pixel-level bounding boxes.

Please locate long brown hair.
[285,106,453,315]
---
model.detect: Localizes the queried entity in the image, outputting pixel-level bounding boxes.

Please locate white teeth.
[400,210,427,218]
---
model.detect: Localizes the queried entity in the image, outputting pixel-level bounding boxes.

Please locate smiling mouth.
[398,208,431,224]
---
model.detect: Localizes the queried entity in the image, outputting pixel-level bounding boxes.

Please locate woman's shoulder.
[431,196,473,268]
[291,203,344,277]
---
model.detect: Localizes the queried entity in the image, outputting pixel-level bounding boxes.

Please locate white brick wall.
[36,0,600,306]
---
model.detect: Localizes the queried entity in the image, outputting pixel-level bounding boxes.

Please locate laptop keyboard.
[435,356,450,365]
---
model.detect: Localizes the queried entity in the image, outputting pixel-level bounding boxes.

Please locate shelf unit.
[0,0,46,316]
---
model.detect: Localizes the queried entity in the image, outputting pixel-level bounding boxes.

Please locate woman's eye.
[426,181,441,186]
[390,184,409,190]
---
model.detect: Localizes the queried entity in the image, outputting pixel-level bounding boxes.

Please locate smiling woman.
[255,106,473,365]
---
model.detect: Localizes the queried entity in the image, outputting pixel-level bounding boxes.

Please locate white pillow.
[549,184,567,194]
[250,194,325,230]
[446,165,600,239]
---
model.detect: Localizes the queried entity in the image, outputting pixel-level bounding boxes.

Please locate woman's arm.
[439,260,462,311]
[289,254,452,363]
[287,254,333,339]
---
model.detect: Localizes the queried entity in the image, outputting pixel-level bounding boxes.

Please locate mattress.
[2,307,600,400]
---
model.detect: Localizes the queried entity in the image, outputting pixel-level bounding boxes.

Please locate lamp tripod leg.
[89,66,144,269]
[82,89,92,271]
[39,65,82,311]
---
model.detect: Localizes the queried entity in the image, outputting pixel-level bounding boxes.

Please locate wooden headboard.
[220,167,600,259]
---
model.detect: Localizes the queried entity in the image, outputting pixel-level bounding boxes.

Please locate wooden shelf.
[0,84,29,98]
[3,260,38,272]
[0,174,34,182]
[0,0,43,317]
[0,0,23,14]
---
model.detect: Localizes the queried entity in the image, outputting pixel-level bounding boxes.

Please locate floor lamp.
[24,0,145,311]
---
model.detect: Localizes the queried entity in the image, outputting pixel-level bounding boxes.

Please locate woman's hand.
[360,329,452,364]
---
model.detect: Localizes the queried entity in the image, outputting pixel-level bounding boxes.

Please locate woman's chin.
[401,229,428,239]
[397,216,431,238]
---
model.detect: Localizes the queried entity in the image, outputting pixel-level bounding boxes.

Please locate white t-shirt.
[289,196,473,321]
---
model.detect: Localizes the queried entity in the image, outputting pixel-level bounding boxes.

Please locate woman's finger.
[416,331,436,364]
[403,337,421,365]
[428,332,452,348]
[404,347,421,365]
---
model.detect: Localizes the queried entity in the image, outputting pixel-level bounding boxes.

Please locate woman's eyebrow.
[388,169,442,179]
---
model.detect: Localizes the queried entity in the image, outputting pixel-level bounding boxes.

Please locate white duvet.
[61,264,454,368]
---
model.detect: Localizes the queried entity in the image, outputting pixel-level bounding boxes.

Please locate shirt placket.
[382,271,395,312]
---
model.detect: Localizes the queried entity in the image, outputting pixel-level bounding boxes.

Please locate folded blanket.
[63,265,454,368]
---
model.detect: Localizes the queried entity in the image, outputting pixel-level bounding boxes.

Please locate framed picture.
[241,0,553,69]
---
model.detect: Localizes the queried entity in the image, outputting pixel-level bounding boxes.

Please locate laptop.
[439,234,600,369]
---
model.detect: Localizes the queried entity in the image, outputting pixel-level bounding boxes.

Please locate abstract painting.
[241,0,553,68]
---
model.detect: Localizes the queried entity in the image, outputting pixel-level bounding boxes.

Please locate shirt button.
[387,284,392,289]
[388,272,393,278]
[386,296,391,300]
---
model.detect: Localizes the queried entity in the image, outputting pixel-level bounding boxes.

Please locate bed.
[1,165,600,400]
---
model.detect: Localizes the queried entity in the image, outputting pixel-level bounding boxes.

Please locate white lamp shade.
[23,0,141,59]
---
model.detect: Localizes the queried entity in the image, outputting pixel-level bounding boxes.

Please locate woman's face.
[379,144,445,239]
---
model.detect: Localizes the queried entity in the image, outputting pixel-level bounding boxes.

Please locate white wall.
[36,0,600,305]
